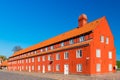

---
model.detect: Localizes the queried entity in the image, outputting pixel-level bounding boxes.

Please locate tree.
[0,55,7,61]
[12,46,23,53]
[117,60,120,68]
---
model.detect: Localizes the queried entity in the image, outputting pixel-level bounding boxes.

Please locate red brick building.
[8,14,116,75]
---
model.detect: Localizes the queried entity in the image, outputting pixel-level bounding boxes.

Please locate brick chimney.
[78,14,88,28]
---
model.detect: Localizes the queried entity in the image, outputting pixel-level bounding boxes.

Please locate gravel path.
[0,70,120,80]
[0,71,55,80]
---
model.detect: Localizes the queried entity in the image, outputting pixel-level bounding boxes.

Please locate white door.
[29,66,31,72]
[42,65,45,73]
[64,64,69,75]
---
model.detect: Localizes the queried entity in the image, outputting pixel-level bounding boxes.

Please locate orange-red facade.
[8,14,116,75]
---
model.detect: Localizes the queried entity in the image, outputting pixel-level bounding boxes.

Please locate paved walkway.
[0,71,55,80]
[1,70,120,80]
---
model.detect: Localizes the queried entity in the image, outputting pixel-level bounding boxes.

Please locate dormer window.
[41,49,43,52]
[51,45,54,50]
[69,39,74,44]
[45,47,48,51]
[61,42,64,47]
[34,51,37,54]
[79,36,84,42]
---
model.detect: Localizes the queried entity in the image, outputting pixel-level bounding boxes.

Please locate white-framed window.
[69,39,74,44]
[109,64,112,71]
[50,45,54,50]
[26,59,28,63]
[29,58,31,63]
[48,55,51,61]
[106,37,109,44]
[18,60,19,64]
[96,63,101,72]
[20,60,21,64]
[76,50,82,58]
[22,60,24,63]
[56,53,60,60]
[108,51,112,59]
[76,64,82,72]
[38,57,40,62]
[41,49,43,52]
[26,66,28,70]
[42,56,45,61]
[48,65,51,71]
[56,64,60,71]
[64,52,69,59]
[32,58,34,62]
[96,49,101,58]
[22,66,24,70]
[34,51,37,54]
[61,42,64,47]
[32,66,34,70]
[38,65,40,70]
[79,36,84,42]
[100,35,104,43]
[45,47,48,51]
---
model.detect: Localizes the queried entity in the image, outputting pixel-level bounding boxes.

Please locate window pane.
[108,51,112,59]
[76,50,82,58]
[100,36,104,43]
[106,37,109,44]
[76,64,82,72]
[96,49,101,58]
[96,64,101,72]
[80,36,84,42]
[61,42,64,47]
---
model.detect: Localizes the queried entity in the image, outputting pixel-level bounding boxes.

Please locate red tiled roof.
[11,16,105,57]
[1,60,8,66]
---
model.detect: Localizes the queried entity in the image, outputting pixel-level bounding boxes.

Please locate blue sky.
[0,0,120,60]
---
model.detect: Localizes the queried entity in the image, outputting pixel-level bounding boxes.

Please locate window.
[109,64,112,71]
[106,37,109,44]
[96,49,101,58]
[96,64,101,72]
[56,64,60,71]
[69,39,74,44]
[76,50,82,58]
[32,66,34,70]
[38,65,40,70]
[48,55,51,61]
[38,57,40,62]
[29,58,31,63]
[56,53,60,60]
[22,60,24,63]
[32,58,34,62]
[61,42,64,47]
[76,64,82,72]
[42,56,45,61]
[79,36,84,42]
[45,47,48,51]
[108,51,112,59]
[48,65,51,71]
[41,49,43,52]
[100,35,104,43]
[26,66,28,70]
[26,59,28,63]
[64,52,69,59]
[20,60,21,64]
[34,51,37,54]
[51,45,54,50]
[22,66,24,70]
